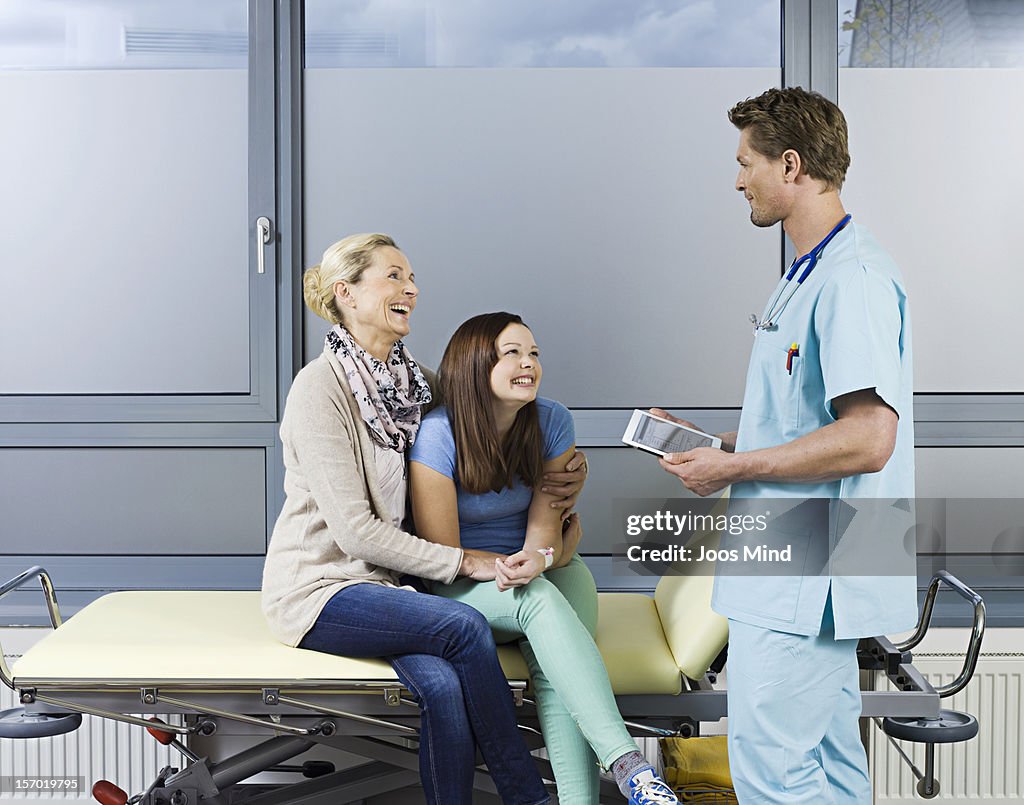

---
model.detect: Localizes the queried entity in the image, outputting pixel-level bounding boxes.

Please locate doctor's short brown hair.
[729,87,850,191]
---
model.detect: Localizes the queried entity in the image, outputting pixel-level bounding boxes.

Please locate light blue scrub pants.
[726,599,871,804]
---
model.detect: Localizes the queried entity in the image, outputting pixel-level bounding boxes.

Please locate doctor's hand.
[648,407,701,432]
[542,449,589,521]
[659,447,739,497]
[494,550,546,592]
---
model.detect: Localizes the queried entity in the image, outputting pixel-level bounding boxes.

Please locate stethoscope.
[750,213,852,332]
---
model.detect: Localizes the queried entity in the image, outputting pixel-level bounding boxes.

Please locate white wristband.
[537,547,554,569]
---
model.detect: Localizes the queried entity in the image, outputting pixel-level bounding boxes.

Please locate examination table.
[0,567,985,804]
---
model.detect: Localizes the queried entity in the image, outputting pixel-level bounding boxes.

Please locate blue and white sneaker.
[626,767,679,805]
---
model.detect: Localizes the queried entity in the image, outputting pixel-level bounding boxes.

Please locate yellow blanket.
[661,735,736,802]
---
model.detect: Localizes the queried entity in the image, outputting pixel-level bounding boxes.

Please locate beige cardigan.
[261,346,464,647]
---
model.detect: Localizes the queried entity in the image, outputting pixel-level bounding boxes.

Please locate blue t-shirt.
[409,398,575,555]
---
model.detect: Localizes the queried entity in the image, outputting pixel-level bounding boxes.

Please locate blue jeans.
[299,582,549,805]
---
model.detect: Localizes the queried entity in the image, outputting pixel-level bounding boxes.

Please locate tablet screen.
[634,415,715,453]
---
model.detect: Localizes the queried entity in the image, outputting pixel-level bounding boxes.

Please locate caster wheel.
[917,777,940,798]
[0,707,81,738]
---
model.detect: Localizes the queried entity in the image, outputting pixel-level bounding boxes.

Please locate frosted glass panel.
[304,68,781,407]
[840,69,1024,392]
[0,70,249,394]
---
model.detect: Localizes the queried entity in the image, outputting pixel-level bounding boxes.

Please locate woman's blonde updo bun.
[303,233,398,325]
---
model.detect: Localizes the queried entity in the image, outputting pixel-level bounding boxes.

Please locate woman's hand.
[459,549,509,581]
[494,550,547,591]
[541,449,589,520]
[551,513,582,569]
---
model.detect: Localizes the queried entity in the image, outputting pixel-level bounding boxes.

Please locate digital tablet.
[622,409,722,457]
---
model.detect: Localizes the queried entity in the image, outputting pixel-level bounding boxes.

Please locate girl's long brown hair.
[438,312,543,495]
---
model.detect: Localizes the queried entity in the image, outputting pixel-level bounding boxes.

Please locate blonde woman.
[262,236,585,805]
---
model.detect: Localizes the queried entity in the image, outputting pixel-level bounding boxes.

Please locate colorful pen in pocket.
[786,343,800,375]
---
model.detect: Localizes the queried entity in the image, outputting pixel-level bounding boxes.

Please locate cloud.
[306,0,781,67]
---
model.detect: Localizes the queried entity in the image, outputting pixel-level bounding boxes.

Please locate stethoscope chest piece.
[749,313,778,333]
[749,213,852,334]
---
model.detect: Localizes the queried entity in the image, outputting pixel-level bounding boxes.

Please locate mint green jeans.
[434,555,638,805]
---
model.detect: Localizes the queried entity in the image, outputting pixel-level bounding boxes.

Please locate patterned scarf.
[326,325,432,453]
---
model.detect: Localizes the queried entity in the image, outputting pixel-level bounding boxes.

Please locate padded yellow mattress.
[12,590,687,695]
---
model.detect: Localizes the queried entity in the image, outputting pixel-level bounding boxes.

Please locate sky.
[1,0,782,68]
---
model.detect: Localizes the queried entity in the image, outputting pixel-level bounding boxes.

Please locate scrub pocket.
[714,564,814,625]
[747,337,804,435]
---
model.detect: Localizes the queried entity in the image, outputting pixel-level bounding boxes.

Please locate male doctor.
[656,87,917,803]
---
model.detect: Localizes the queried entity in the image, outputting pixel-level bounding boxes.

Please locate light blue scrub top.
[711,222,919,640]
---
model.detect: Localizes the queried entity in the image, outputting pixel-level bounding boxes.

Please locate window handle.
[256,216,272,274]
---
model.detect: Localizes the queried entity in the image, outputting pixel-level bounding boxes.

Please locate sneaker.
[627,767,679,805]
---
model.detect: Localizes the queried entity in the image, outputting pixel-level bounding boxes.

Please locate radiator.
[870,628,1024,803]
[1,632,175,803]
